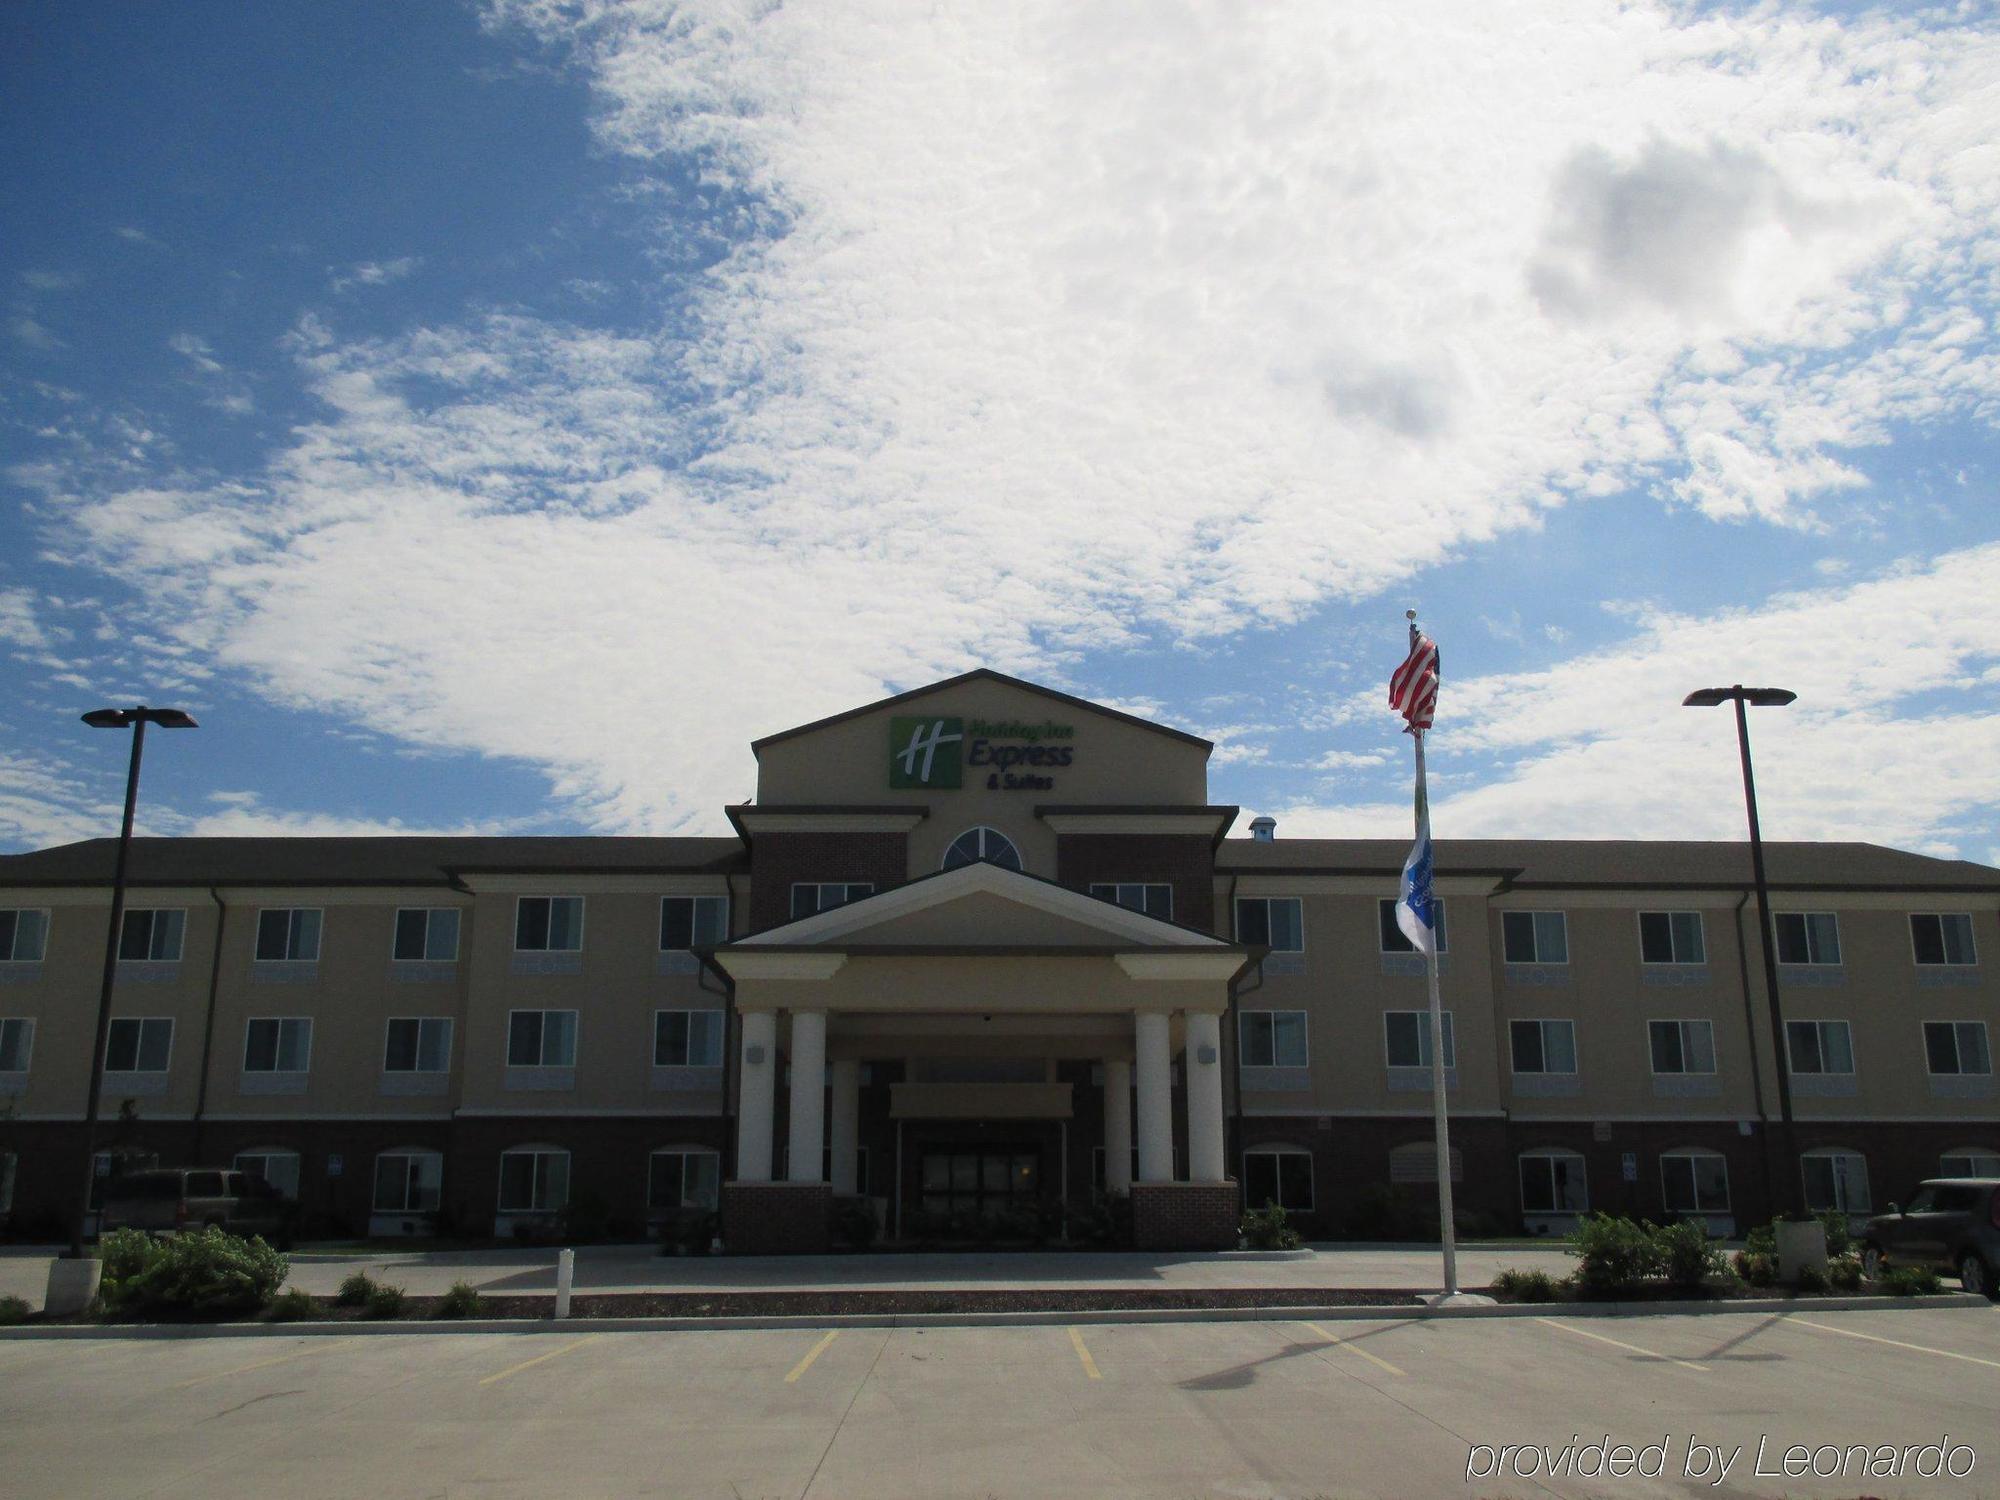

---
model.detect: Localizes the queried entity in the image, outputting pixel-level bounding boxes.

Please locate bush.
[1818,1210,1853,1259]
[101,1227,286,1315]
[1794,1264,1828,1294]
[1827,1255,1863,1291]
[1240,1203,1304,1251]
[364,1282,408,1318]
[97,1227,157,1299]
[1882,1265,1943,1297]
[1568,1213,1664,1296]
[1654,1219,1724,1290]
[267,1288,319,1322]
[827,1197,874,1249]
[1732,1250,1777,1287]
[335,1272,378,1307]
[561,1189,611,1245]
[1744,1221,1777,1258]
[1492,1268,1562,1303]
[662,1210,718,1257]
[0,1293,31,1325]
[435,1281,481,1319]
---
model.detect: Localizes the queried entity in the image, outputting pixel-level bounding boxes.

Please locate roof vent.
[1248,815,1277,842]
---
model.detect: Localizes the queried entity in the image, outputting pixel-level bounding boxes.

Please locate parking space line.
[169,1338,355,1391]
[1536,1318,1707,1372]
[1068,1326,1102,1380]
[785,1330,840,1384]
[1784,1316,2000,1372]
[478,1334,601,1388]
[1302,1321,1406,1377]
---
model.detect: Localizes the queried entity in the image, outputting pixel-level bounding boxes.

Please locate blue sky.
[3,1,1998,861]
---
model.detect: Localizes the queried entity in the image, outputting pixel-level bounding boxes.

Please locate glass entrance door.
[919,1144,1040,1219]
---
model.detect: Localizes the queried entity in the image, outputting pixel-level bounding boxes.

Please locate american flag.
[1389,625,1439,733]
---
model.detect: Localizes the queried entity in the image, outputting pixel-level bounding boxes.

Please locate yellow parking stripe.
[478,1334,600,1388]
[1786,1316,2000,1372]
[1303,1321,1406,1377]
[1536,1317,1707,1373]
[784,1330,840,1383]
[169,1338,353,1390]
[1068,1326,1102,1380]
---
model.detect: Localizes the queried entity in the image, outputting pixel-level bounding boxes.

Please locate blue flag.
[1395,780,1436,955]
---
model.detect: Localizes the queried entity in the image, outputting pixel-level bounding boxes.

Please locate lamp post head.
[81,706,199,730]
[1683,687,1796,709]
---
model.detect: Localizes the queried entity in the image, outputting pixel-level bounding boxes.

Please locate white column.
[1134,1011,1175,1183]
[829,1059,861,1195]
[736,1010,777,1183]
[1103,1059,1133,1194]
[1185,1012,1226,1182]
[787,1010,828,1183]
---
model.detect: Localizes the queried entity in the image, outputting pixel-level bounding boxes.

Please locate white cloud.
[329,256,422,294]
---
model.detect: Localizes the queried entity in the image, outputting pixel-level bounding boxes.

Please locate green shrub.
[1492,1268,1562,1303]
[1882,1265,1943,1297]
[335,1271,378,1307]
[103,1227,286,1315]
[1732,1250,1777,1287]
[1818,1210,1853,1258]
[1826,1255,1863,1291]
[1744,1221,1777,1258]
[435,1281,481,1319]
[1568,1213,1664,1296]
[1653,1219,1724,1290]
[0,1293,32,1325]
[1794,1264,1828,1294]
[1240,1203,1304,1251]
[97,1227,158,1303]
[267,1287,319,1322]
[364,1282,408,1318]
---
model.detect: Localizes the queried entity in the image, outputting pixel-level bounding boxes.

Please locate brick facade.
[1130,1180,1241,1250]
[723,1180,832,1254]
[1055,833,1219,933]
[744,831,910,930]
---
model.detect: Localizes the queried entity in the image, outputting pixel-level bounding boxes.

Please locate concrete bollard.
[555,1247,574,1319]
[44,1256,103,1318]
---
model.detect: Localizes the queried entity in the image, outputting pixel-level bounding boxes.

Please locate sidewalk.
[1,1242,1579,1308]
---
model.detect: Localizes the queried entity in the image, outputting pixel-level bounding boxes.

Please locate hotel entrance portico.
[709,860,1253,1252]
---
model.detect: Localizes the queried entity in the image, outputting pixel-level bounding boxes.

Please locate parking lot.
[3,1306,1997,1498]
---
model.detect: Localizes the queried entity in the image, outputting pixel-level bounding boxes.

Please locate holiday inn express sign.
[890,715,1076,791]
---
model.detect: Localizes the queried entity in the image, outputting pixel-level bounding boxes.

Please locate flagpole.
[1412,722,1460,1299]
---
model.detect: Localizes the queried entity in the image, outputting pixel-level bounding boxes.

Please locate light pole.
[1683,685,1799,1218]
[69,706,198,1259]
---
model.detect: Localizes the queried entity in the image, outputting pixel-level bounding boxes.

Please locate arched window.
[234,1148,301,1200]
[373,1148,443,1214]
[1801,1148,1871,1214]
[1243,1143,1314,1212]
[1660,1148,1730,1215]
[498,1144,570,1215]
[648,1146,721,1215]
[942,827,1021,872]
[1940,1146,2000,1178]
[1518,1148,1588,1214]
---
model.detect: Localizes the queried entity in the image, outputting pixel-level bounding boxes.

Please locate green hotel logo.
[889,716,964,788]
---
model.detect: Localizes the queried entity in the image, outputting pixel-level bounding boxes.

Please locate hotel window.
[1502,911,1567,964]
[1519,1150,1588,1214]
[1379,897,1447,952]
[119,908,185,962]
[647,1149,721,1212]
[1091,883,1173,920]
[942,826,1022,872]
[508,1009,578,1068]
[105,1017,172,1072]
[244,1018,313,1073]
[1243,1146,1314,1213]
[1774,912,1840,965]
[1638,911,1704,965]
[1239,1010,1308,1068]
[791,883,875,920]
[234,1149,301,1200]
[1911,914,1977,967]
[660,895,729,951]
[1785,1019,1855,1076]
[255,908,322,962]
[0,908,49,963]
[373,1150,443,1214]
[1648,1019,1715,1075]
[654,1009,723,1067]
[498,1147,570,1215]
[1924,1021,1992,1076]
[0,1018,33,1072]
[1801,1149,1871,1215]
[383,1017,453,1073]
[393,908,460,962]
[1234,897,1303,951]
[514,897,583,952]
[1385,1011,1455,1069]
[1940,1148,2000,1178]
[1509,1019,1577,1075]
[1660,1151,1730,1214]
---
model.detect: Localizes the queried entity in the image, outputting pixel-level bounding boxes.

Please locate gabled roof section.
[748,668,1212,754]
[721,859,1238,951]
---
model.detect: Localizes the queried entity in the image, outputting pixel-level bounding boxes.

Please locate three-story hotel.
[2,670,1996,1251]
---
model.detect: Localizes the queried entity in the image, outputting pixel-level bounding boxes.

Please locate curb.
[0,1292,1985,1339]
